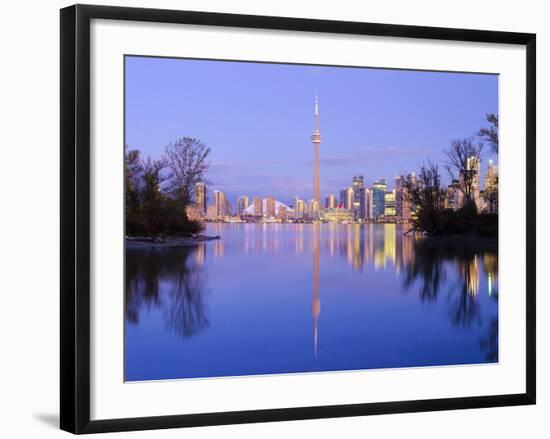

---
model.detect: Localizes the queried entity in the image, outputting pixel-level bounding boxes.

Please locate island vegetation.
[402,113,499,237]
[125,137,210,237]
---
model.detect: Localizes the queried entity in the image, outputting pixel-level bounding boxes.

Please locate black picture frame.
[60,4,536,434]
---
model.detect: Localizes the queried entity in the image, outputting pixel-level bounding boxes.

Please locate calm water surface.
[125,223,498,381]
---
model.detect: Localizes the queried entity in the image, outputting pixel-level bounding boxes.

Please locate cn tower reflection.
[312,223,321,357]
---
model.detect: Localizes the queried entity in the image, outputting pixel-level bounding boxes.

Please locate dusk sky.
[125,56,498,206]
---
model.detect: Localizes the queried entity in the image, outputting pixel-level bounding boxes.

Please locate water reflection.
[126,246,208,338]
[126,223,498,380]
[312,224,321,356]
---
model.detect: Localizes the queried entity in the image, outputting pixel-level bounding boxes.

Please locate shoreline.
[126,234,220,248]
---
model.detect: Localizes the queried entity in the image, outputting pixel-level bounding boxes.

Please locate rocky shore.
[125,234,220,248]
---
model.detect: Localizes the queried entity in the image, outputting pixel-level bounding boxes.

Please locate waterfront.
[125,223,498,381]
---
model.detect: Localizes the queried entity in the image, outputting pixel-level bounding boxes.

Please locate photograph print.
[124,56,499,382]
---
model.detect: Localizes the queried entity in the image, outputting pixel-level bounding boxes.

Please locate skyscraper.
[213,190,226,219]
[384,190,396,216]
[461,156,482,209]
[402,173,416,220]
[468,156,482,210]
[444,180,461,211]
[311,93,322,205]
[277,205,288,221]
[339,189,346,208]
[360,187,372,220]
[237,195,249,216]
[372,179,387,219]
[195,182,207,214]
[308,199,320,220]
[484,159,498,213]
[253,197,263,217]
[325,194,336,209]
[352,175,364,219]
[294,198,305,219]
[340,187,354,210]
[395,176,404,218]
[266,196,276,218]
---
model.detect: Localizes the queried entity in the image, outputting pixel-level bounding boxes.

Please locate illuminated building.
[469,156,482,210]
[322,207,354,223]
[484,159,498,213]
[237,195,249,216]
[213,190,227,220]
[325,193,336,209]
[352,175,364,218]
[253,197,263,217]
[308,198,320,219]
[402,173,416,221]
[444,180,462,210]
[360,187,372,220]
[384,190,396,216]
[206,204,217,221]
[277,205,288,221]
[340,187,354,210]
[311,94,322,205]
[194,182,207,214]
[294,197,305,219]
[460,156,482,209]
[372,179,387,219]
[395,176,404,218]
[266,196,276,218]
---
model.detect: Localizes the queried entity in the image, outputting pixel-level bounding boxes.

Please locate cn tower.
[311,93,322,204]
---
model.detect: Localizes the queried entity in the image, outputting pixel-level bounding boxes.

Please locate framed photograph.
[60,4,536,434]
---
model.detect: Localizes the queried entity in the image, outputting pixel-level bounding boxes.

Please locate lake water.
[125,223,498,381]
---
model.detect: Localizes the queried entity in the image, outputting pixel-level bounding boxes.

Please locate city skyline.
[197,157,499,224]
[192,98,498,222]
[125,56,498,203]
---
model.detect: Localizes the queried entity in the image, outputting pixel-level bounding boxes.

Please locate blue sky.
[125,56,498,206]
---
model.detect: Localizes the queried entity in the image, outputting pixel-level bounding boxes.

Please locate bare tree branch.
[444,137,484,203]
[478,113,499,154]
[164,137,211,207]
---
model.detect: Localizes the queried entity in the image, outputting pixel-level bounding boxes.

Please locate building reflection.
[213,239,224,258]
[126,224,498,362]
[461,255,480,297]
[233,224,414,274]
[402,236,498,329]
[483,253,498,296]
[195,243,205,266]
[312,224,321,356]
[222,225,496,306]
[384,225,396,267]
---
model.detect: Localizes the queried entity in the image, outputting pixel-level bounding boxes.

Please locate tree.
[444,137,484,206]
[402,162,443,235]
[125,147,142,212]
[478,113,499,154]
[164,137,211,208]
[140,157,167,235]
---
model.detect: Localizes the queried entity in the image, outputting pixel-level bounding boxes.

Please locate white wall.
[0,0,546,437]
